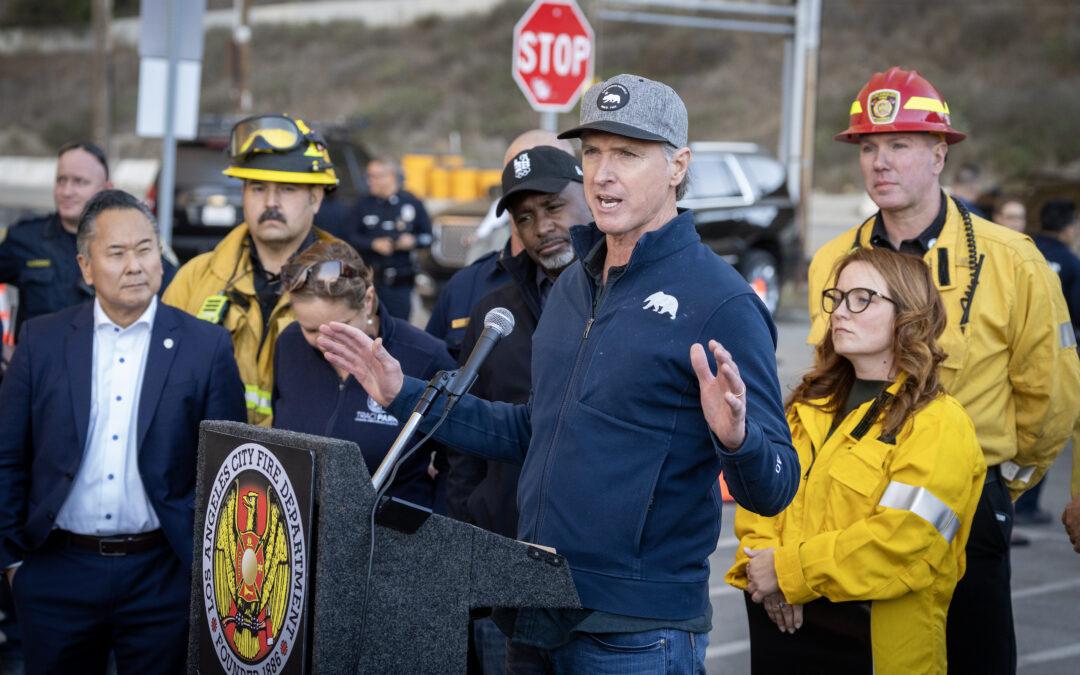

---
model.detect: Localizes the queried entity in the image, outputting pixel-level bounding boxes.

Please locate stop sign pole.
[512,0,595,130]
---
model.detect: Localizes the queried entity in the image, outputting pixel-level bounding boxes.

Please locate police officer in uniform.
[0,142,176,342]
[348,157,432,320]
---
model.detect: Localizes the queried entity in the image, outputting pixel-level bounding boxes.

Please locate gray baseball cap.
[558,73,688,149]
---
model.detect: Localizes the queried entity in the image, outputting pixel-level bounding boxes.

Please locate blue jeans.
[474,615,508,674]
[505,628,708,675]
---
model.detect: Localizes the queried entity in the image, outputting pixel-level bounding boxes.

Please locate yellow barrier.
[451,168,479,201]
[402,154,437,198]
[427,166,452,199]
[477,169,502,199]
[403,154,501,202]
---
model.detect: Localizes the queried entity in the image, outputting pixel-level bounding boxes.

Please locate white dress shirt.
[55,297,162,535]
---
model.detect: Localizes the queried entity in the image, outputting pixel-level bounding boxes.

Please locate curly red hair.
[788,247,947,438]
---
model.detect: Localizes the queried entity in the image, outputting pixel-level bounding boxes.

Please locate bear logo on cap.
[597,83,630,111]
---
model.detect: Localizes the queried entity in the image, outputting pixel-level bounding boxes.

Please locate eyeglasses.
[281,260,364,293]
[228,114,327,159]
[822,287,896,314]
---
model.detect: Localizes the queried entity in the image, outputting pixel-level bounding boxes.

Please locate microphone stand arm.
[371,370,459,492]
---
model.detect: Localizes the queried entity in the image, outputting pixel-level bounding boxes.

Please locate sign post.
[512,0,595,125]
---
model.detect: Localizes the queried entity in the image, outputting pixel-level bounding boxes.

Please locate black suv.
[417,142,800,314]
[680,142,800,313]
[147,118,371,263]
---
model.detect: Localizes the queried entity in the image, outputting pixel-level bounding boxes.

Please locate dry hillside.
[1,0,1078,190]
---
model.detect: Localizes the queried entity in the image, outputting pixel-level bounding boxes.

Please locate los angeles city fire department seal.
[202,443,307,673]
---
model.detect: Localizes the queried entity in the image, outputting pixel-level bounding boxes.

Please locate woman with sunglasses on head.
[715,247,985,674]
[272,240,456,510]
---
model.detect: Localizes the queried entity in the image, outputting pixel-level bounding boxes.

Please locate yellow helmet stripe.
[904,96,948,114]
[850,100,863,115]
[222,166,339,185]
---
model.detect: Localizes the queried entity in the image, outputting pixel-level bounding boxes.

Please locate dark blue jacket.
[0,301,247,572]
[387,210,799,620]
[0,212,178,338]
[1032,234,1080,335]
[347,191,432,283]
[272,303,457,508]
[425,243,512,360]
[444,250,541,536]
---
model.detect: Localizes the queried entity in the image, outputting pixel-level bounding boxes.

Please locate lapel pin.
[164,338,175,350]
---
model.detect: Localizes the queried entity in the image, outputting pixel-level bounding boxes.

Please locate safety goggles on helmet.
[282,260,364,294]
[822,287,896,315]
[229,114,328,160]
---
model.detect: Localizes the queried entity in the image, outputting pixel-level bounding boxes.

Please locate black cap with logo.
[496,145,584,216]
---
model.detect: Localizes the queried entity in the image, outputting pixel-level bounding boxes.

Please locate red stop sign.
[512,0,595,112]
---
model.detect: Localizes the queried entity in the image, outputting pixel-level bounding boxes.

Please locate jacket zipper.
[803,441,817,480]
[324,378,347,435]
[533,282,605,540]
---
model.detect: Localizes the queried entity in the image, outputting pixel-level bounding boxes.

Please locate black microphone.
[446,307,515,399]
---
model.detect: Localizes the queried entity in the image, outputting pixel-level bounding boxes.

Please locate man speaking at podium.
[0,191,247,675]
[319,74,799,673]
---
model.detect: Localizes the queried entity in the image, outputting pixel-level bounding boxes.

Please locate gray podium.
[187,420,580,674]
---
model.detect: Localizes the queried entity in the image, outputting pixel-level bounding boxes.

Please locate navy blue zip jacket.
[386,211,799,620]
[273,303,456,508]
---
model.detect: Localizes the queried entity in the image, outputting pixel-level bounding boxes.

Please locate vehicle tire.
[740,249,779,315]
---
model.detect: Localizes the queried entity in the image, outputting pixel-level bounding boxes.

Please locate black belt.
[60,529,167,556]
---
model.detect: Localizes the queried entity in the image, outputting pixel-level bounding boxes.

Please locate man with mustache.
[164,115,340,426]
[445,145,591,673]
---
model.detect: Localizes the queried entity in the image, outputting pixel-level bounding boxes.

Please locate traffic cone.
[719,471,733,502]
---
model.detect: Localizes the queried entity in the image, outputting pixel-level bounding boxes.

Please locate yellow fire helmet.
[222,114,339,188]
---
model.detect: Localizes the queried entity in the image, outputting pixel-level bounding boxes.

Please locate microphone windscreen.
[484,307,515,337]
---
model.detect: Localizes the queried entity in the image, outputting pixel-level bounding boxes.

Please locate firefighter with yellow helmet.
[163,114,340,426]
[806,67,1080,674]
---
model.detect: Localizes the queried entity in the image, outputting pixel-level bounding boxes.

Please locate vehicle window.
[175,146,231,187]
[684,156,741,200]
[740,155,786,195]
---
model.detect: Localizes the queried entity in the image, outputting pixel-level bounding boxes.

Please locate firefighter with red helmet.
[806,67,1080,674]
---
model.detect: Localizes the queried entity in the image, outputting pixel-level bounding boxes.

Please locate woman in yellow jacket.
[721,247,985,674]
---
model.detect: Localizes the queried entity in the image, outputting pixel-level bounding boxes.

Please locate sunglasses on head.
[281,260,363,293]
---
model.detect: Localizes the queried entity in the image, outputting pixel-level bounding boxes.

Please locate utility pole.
[235,0,252,113]
[91,0,114,152]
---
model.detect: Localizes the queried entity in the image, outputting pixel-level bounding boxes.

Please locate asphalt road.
[703,310,1080,675]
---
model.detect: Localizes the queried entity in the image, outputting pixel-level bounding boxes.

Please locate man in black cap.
[444,145,590,673]
[318,74,799,672]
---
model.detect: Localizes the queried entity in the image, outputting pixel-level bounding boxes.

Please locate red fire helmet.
[835,67,965,145]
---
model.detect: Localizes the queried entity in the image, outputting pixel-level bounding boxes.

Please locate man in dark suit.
[0,189,247,674]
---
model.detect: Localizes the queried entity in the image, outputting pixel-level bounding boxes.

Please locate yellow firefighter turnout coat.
[807,198,1080,499]
[162,223,338,426]
[726,382,986,674]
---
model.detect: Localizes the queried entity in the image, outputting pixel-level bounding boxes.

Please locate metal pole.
[540,111,558,132]
[778,36,794,172]
[235,0,252,113]
[91,0,114,151]
[797,0,821,260]
[158,0,181,249]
